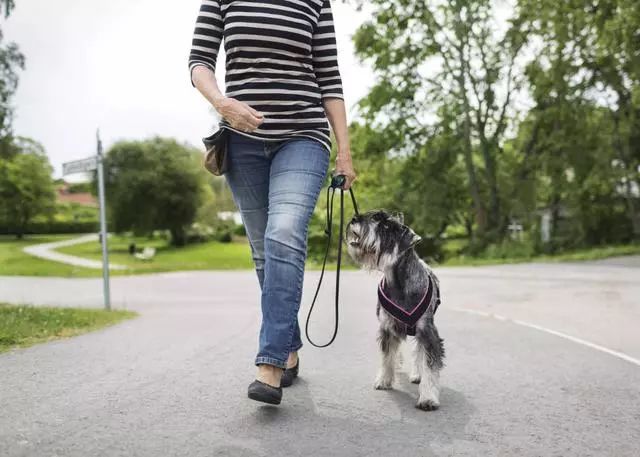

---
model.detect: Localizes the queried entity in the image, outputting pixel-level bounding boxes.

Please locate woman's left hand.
[334,149,357,190]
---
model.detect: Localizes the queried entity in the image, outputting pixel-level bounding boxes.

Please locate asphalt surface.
[1,259,639,456]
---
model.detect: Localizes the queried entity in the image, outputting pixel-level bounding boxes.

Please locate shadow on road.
[216,377,475,457]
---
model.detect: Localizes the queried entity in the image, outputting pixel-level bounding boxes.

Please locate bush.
[216,230,233,243]
[477,239,536,260]
[233,224,246,236]
[0,220,99,235]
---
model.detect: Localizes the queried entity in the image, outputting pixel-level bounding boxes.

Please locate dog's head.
[346,210,422,271]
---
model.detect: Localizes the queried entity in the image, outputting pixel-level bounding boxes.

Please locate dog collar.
[377,275,440,335]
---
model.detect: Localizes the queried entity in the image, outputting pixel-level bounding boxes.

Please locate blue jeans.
[224,131,330,369]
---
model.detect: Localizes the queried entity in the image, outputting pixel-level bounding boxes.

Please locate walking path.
[1,259,639,456]
[22,233,127,270]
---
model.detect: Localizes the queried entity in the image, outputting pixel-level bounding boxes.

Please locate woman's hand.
[334,149,357,190]
[213,96,264,132]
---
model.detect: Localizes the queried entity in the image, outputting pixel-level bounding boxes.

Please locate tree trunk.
[480,141,501,234]
[613,108,640,239]
[170,227,186,247]
[456,41,486,236]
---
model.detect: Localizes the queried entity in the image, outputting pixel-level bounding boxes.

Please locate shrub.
[0,220,99,235]
[233,224,246,236]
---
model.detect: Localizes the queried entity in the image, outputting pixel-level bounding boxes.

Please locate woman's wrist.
[211,94,227,111]
[336,137,351,155]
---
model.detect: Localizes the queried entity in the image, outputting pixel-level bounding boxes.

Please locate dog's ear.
[391,211,404,224]
[400,226,422,250]
[409,229,422,247]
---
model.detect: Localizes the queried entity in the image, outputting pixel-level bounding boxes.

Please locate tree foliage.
[102,137,206,246]
[0,137,56,238]
[352,0,526,241]
[347,0,639,257]
[0,0,25,147]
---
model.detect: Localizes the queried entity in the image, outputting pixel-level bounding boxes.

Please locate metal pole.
[96,130,111,311]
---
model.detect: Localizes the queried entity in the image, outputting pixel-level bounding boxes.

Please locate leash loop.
[304,175,358,348]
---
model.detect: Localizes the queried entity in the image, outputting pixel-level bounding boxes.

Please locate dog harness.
[377,274,440,336]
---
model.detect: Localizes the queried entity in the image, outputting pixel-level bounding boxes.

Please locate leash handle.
[330,175,359,215]
[304,175,358,348]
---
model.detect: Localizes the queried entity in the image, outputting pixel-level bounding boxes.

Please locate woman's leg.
[223,132,270,290]
[256,138,330,369]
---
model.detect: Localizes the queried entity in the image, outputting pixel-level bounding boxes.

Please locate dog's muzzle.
[346,220,361,247]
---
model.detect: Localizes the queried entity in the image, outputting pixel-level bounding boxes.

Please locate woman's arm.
[324,99,356,189]
[312,0,357,189]
[192,66,263,132]
[189,0,263,131]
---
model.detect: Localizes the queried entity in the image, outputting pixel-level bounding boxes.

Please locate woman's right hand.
[213,96,264,132]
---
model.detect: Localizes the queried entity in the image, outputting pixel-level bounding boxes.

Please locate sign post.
[62,130,111,311]
[96,131,111,310]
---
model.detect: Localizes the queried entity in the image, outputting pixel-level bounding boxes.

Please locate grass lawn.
[441,243,640,266]
[2,233,638,277]
[0,234,98,277]
[56,234,255,275]
[0,303,137,353]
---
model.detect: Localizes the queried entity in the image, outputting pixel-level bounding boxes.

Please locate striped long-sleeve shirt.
[188,0,344,152]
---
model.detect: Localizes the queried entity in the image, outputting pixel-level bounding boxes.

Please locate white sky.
[3,0,374,177]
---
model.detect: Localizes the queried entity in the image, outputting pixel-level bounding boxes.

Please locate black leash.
[304,174,359,348]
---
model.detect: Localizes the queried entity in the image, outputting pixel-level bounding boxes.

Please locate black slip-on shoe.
[281,359,299,388]
[247,380,282,405]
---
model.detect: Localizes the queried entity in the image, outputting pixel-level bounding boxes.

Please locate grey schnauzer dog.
[346,210,444,411]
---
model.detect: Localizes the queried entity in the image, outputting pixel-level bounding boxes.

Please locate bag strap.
[304,175,359,348]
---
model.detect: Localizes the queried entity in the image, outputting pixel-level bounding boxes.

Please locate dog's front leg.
[374,327,400,390]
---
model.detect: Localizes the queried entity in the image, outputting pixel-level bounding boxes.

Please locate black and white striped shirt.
[188,0,344,152]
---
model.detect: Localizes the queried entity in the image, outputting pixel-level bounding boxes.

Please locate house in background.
[56,182,98,207]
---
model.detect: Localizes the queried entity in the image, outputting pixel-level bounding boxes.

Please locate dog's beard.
[346,221,398,271]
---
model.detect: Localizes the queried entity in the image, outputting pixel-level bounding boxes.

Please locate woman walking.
[189,0,356,405]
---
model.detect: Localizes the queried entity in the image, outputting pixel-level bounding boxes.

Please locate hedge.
[0,221,100,235]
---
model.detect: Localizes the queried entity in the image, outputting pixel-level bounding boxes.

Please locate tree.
[2,1,15,17]
[0,0,25,148]
[0,137,56,238]
[351,0,526,242]
[515,0,640,243]
[102,137,206,246]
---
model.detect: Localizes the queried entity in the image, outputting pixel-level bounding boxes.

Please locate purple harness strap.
[377,275,440,336]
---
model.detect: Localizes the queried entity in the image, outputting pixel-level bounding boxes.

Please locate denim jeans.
[224,130,330,369]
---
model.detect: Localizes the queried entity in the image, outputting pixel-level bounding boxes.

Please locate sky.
[3,0,374,178]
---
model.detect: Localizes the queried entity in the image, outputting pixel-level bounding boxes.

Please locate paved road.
[22,234,127,270]
[1,259,639,456]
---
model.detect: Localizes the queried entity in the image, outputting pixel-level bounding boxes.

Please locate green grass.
[56,235,255,275]
[0,234,97,277]
[441,243,640,266]
[2,233,638,277]
[0,304,137,353]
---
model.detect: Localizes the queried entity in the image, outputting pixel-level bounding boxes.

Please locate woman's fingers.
[342,173,356,190]
[334,153,357,190]
[242,107,264,129]
[246,105,264,121]
[218,98,264,132]
[232,106,262,131]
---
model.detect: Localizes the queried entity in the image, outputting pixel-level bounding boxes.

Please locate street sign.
[61,132,111,311]
[62,157,98,176]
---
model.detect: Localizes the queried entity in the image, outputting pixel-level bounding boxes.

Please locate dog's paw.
[373,377,393,390]
[409,373,421,384]
[415,398,440,411]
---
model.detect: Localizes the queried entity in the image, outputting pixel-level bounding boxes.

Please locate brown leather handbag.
[202,127,229,176]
